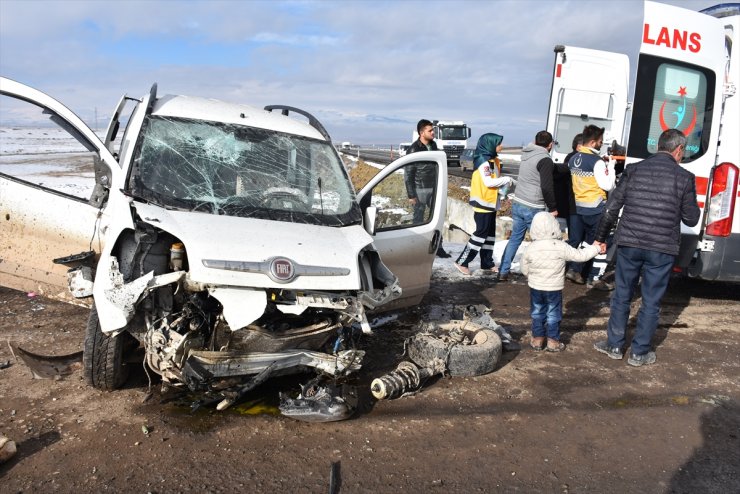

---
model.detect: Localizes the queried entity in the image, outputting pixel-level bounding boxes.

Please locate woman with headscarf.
[455,133,513,275]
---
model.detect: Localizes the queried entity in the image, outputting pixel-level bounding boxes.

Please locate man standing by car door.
[405,119,451,257]
[593,129,699,367]
[497,130,558,281]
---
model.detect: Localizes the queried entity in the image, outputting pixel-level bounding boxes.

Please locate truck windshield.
[437,127,467,140]
[128,116,362,226]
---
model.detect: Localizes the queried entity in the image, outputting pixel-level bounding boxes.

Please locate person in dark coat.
[554,133,580,232]
[593,129,700,367]
[405,119,451,257]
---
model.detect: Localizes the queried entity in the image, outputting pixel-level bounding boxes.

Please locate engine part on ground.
[9,343,83,380]
[182,349,364,391]
[370,359,445,400]
[216,362,276,411]
[463,304,516,345]
[406,323,502,377]
[279,381,358,422]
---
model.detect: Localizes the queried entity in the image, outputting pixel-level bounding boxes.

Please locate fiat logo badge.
[270,257,295,282]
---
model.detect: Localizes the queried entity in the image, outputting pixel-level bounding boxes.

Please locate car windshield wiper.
[120,189,154,204]
[190,201,221,214]
[120,189,189,211]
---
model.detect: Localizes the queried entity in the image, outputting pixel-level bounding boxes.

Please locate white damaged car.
[0,77,447,420]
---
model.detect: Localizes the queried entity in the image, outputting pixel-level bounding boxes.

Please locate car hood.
[132,202,373,290]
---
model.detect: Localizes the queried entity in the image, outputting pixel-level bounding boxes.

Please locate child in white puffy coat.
[521,212,600,352]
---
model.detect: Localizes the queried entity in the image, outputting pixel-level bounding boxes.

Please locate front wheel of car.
[83,303,133,390]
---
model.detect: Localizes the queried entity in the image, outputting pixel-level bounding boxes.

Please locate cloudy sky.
[0,0,720,146]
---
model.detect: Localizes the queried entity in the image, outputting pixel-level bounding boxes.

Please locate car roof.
[151,94,326,141]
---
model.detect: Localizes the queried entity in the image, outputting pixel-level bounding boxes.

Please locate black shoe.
[497,273,509,282]
[566,270,585,284]
[593,340,624,359]
[587,279,615,291]
[436,247,452,258]
[627,351,656,367]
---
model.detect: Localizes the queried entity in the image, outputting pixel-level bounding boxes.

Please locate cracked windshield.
[129,116,361,226]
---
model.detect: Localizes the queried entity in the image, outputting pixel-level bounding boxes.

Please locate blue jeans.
[567,212,602,280]
[499,202,542,275]
[607,246,675,356]
[530,288,563,340]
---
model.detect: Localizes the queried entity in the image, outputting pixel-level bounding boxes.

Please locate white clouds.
[251,32,342,46]
[0,0,723,144]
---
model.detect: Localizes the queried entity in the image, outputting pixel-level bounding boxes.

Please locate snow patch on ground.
[432,240,527,278]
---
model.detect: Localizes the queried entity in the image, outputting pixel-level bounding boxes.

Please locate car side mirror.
[364,206,377,236]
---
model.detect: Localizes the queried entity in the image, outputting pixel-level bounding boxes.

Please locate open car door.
[356,150,447,310]
[545,45,630,163]
[0,77,120,302]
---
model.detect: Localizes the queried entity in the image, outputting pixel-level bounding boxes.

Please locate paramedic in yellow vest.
[566,124,616,290]
[455,133,513,275]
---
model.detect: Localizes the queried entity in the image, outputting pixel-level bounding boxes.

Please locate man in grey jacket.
[593,129,700,366]
[498,131,558,280]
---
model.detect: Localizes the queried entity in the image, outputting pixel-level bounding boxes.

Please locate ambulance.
[546,1,739,282]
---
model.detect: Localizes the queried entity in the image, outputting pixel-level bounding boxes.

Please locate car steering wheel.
[259,187,310,212]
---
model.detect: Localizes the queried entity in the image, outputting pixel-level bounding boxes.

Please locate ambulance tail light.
[705,162,738,237]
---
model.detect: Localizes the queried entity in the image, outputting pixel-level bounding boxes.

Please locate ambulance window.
[552,89,615,155]
[628,55,715,162]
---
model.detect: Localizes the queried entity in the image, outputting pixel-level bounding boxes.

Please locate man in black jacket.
[405,119,451,257]
[593,129,700,366]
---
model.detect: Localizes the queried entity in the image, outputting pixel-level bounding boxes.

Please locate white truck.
[545,1,739,282]
[413,120,471,166]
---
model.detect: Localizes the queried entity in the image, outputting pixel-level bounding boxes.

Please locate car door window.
[367,161,439,230]
[0,94,98,200]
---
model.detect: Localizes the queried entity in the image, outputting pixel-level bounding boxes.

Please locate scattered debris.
[406,322,502,377]
[372,314,504,400]
[279,379,358,422]
[371,360,445,400]
[9,343,82,379]
[462,304,520,351]
[423,304,520,352]
[699,394,731,406]
[0,435,16,464]
[329,460,341,494]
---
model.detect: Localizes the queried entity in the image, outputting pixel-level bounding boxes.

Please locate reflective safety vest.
[470,158,502,213]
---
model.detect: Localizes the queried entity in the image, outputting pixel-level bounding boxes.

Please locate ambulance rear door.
[545,45,630,164]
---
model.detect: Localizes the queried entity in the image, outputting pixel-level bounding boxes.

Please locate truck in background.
[398,142,412,156]
[545,1,739,282]
[413,120,471,166]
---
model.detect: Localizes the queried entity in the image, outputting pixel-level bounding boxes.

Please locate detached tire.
[407,325,502,377]
[83,303,131,390]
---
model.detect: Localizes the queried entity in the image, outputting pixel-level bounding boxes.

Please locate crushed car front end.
[86,97,402,416]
